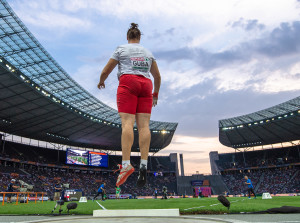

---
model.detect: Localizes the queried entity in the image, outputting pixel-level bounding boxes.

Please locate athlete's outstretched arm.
[98,58,118,89]
[150,60,161,107]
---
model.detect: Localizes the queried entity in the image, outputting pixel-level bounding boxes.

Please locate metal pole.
[57,146,60,163]
[2,134,5,154]
[243,149,246,168]
[297,144,300,162]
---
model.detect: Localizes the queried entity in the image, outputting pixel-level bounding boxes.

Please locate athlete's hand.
[153,97,158,107]
[97,82,105,89]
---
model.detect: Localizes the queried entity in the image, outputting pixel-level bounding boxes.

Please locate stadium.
[0,0,300,222]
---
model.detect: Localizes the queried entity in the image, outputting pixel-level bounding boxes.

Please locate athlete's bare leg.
[119,112,135,160]
[136,113,151,160]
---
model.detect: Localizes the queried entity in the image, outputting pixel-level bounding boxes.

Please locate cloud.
[147,28,176,39]
[231,18,265,31]
[157,21,300,65]
[19,11,91,30]
[10,0,92,34]
[254,22,300,57]
[153,21,300,95]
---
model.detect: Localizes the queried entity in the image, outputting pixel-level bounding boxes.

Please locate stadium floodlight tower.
[0,0,178,153]
[219,96,300,154]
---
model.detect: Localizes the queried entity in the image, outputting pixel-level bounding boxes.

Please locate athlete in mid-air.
[244,176,256,199]
[97,23,161,188]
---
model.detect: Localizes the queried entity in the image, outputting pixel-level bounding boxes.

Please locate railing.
[0,192,46,206]
[183,173,211,176]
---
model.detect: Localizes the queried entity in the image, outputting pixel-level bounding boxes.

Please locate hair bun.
[130,23,138,29]
[127,23,141,40]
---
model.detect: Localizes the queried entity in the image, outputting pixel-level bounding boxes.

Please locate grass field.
[0,196,299,215]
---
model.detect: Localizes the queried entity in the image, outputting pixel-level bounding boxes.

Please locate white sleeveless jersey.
[111,43,155,79]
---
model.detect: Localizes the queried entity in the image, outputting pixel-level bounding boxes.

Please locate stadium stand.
[1,141,177,172]
[219,96,300,148]
[0,166,177,199]
[222,167,299,195]
[216,97,300,196]
[0,140,178,198]
[211,146,300,195]
[212,146,300,171]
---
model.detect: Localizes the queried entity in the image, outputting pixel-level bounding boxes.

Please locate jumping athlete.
[244,176,256,199]
[97,23,161,188]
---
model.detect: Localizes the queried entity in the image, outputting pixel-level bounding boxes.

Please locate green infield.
[0,196,299,215]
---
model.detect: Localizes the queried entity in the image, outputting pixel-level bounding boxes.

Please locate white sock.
[122,160,130,168]
[140,159,148,169]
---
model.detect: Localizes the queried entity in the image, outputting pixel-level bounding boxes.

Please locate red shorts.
[117,74,153,114]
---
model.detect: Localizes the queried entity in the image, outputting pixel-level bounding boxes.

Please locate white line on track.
[184,198,245,211]
[95,200,107,210]
[184,206,206,210]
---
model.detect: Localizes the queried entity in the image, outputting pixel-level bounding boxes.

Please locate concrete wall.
[177,175,204,195]
[177,174,229,195]
[207,175,229,195]
[209,151,220,175]
[169,153,179,177]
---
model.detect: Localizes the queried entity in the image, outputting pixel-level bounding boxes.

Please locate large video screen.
[66,149,89,166]
[66,149,108,167]
[89,152,109,167]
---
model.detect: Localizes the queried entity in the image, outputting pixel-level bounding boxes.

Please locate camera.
[18,180,34,192]
[62,184,69,189]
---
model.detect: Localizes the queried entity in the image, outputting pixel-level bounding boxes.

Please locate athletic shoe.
[137,164,147,188]
[116,164,135,186]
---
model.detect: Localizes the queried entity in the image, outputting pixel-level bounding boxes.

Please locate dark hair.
[127,23,141,40]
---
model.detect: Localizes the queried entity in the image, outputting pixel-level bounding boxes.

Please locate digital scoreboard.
[89,152,108,167]
[66,148,108,167]
[66,149,88,166]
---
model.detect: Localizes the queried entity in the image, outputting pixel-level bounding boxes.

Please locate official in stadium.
[97,23,161,188]
[115,186,121,199]
[162,186,168,199]
[154,188,158,199]
[198,187,202,199]
[54,181,62,201]
[7,179,19,203]
[93,182,106,201]
[244,176,257,199]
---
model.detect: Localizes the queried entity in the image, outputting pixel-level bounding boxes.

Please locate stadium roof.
[0,0,177,152]
[219,97,300,148]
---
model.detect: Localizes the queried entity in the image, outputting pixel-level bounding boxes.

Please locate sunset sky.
[8,0,300,174]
